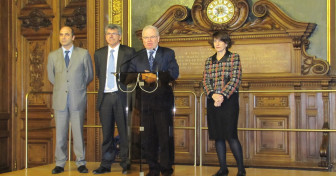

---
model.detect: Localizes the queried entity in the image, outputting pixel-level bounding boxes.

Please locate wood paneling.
[0,0,12,173]
[3,0,336,173]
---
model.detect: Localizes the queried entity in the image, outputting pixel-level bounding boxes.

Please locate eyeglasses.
[106,33,120,36]
[142,36,158,40]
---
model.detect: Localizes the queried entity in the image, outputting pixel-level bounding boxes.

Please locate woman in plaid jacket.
[202,31,245,176]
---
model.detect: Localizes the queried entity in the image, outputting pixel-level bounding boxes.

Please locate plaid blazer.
[202,51,242,98]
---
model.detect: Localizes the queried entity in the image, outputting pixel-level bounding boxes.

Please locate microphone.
[119,49,146,73]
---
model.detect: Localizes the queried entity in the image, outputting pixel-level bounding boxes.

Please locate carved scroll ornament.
[64,7,87,30]
[19,8,53,31]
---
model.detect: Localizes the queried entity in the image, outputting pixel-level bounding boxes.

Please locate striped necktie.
[149,50,154,71]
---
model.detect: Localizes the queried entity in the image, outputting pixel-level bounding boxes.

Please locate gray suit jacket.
[47,47,93,111]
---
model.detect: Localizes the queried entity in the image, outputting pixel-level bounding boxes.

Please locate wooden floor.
[1,162,336,176]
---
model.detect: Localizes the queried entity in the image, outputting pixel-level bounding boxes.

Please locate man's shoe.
[213,169,229,176]
[52,166,64,174]
[92,166,111,174]
[237,170,246,176]
[146,170,160,176]
[122,164,131,174]
[78,165,88,173]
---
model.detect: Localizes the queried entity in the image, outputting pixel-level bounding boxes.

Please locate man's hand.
[141,72,157,84]
[212,93,224,107]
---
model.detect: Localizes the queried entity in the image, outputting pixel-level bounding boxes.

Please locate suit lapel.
[117,45,124,72]
[101,47,108,76]
[141,50,151,71]
[57,48,66,68]
[153,46,162,72]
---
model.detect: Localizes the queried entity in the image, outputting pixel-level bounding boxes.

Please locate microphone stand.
[117,72,159,176]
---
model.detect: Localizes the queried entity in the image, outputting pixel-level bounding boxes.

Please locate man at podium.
[128,25,179,176]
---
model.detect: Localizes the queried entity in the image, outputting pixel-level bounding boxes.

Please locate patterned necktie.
[64,50,70,68]
[149,50,155,71]
[107,49,115,89]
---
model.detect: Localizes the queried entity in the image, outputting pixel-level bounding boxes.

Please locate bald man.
[47,26,93,174]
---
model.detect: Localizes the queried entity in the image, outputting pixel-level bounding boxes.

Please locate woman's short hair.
[210,31,232,49]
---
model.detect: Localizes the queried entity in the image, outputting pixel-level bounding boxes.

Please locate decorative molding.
[19,8,53,31]
[111,0,122,25]
[28,0,46,4]
[191,0,249,32]
[175,97,190,107]
[146,0,329,76]
[29,41,45,92]
[28,41,46,105]
[64,7,87,30]
[302,38,330,75]
[255,96,289,107]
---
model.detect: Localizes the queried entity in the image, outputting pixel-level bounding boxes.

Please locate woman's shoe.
[237,170,246,176]
[212,169,229,176]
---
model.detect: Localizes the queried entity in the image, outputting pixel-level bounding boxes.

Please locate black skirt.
[206,93,239,140]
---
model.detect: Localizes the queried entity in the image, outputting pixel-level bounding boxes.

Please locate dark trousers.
[99,92,129,169]
[142,107,174,174]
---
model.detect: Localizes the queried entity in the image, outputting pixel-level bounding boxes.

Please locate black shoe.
[237,170,246,176]
[78,165,88,173]
[146,170,160,176]
[52,166,64,174]
[93,166,111,174]
[213,169,229,176]
[162,173,172,176]
[121,164,131,174]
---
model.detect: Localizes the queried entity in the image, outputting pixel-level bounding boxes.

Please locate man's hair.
[142,25,159,36]
[61,26,75,36]
[105,24,122,35]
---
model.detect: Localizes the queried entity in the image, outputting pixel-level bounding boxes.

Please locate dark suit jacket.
[128,46,179,110]
[94,44,136,110]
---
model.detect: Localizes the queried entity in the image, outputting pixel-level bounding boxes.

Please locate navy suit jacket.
[94,44,136,110]
[128,46,179,110]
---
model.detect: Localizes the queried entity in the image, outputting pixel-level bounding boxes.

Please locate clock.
[206,0,235,24]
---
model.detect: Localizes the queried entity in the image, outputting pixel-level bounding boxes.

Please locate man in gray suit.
[47,26,93,174]
[93,24,135,175]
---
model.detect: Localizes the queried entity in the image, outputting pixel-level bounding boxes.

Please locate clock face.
[207,0,235,24]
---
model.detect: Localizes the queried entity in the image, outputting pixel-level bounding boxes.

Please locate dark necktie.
[149,50,154,71]
[64,50,70,68]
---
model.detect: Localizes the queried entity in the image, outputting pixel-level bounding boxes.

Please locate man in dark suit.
[128,25,179,176]
[47,26,93,174]
[93,24,135,175]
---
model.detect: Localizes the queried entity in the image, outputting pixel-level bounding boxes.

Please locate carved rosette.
[64,7,87,30]
[191,0,249,32]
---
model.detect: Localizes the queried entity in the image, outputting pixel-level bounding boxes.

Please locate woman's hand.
[212,93,224,107]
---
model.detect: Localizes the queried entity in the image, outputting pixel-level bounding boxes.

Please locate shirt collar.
[212,51,231,62]
[62,45,74,54]
[108,43,120,53]
[146,46,159,54]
